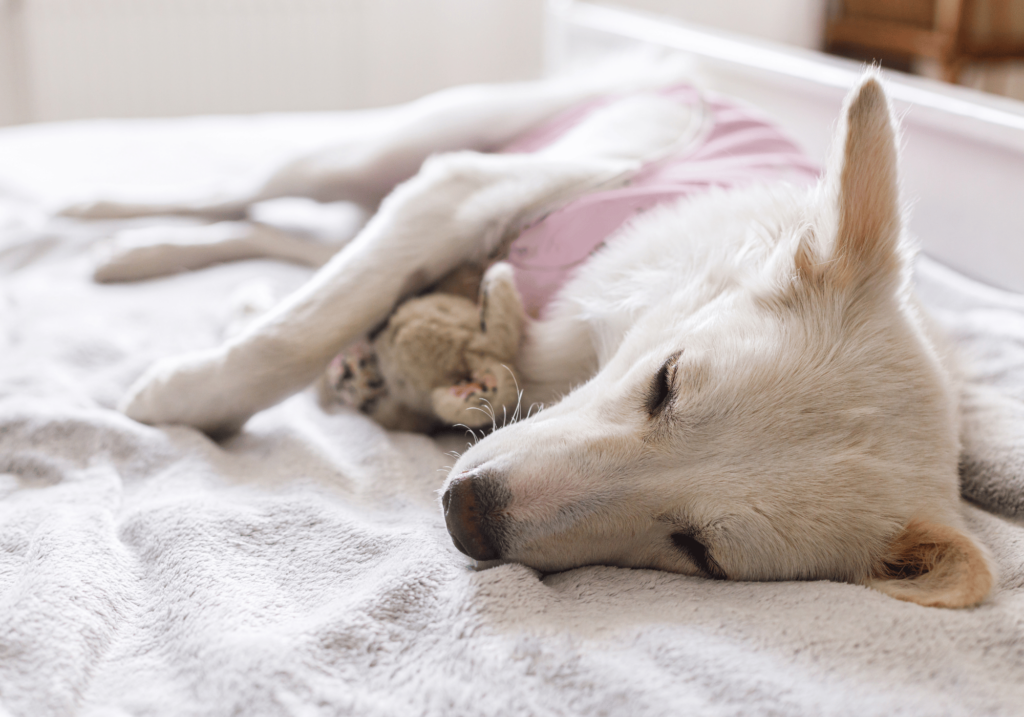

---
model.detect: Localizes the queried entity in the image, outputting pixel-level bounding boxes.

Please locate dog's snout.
[442,473,507,561]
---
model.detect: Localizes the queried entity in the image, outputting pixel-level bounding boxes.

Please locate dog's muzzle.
[442,471,508,561]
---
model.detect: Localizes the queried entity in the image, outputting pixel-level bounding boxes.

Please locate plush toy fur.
[326,262,525,431]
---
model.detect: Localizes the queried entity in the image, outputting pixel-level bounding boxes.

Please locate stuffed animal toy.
[324,262,525,432]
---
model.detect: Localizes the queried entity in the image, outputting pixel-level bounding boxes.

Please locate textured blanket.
[1,115,1022,717]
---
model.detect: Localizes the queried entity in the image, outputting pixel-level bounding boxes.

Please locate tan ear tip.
[850,75,887,111]
[869,520,996,608]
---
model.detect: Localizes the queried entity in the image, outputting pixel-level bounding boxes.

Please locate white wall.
[0,0,544,124]
[0,1,26,125]
[0,0,836,125]
[595,0,829,50]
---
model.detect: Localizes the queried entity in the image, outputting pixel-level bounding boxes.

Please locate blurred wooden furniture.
[827,0,1024,83]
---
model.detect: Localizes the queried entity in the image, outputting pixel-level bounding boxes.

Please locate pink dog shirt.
[499,85,820,317]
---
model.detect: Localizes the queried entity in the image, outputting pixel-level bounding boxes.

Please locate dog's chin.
[470,554,593,575]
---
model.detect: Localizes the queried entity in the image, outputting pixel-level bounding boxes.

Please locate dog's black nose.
[442,472,507,561]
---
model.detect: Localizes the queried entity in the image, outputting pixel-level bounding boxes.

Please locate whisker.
[452,423,480,449]
[498,363,527,428]
[480,397,497,432]
[502,364,521,394]
[479,397,496,422]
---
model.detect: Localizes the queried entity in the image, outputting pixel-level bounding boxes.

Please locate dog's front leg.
[120,151,636,435]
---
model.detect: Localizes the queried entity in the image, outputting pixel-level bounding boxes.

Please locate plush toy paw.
[326,340,388,411]
[449,374,499,400]
[432,372,505,428]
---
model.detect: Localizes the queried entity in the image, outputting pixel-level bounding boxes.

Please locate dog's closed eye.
[670,531,726,579]
[646,351,682,416]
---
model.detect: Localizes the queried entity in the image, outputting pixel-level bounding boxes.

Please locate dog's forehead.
[606,297,781,378]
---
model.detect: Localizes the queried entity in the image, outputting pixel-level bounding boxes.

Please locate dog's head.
[441,76,993,608]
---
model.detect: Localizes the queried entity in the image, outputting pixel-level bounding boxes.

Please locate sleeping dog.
[65,66,994,608]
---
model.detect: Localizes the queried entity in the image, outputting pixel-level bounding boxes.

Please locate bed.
[1,3,1023,715]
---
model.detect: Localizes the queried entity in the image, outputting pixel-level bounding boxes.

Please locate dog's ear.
[867,519,994,608]
[805,75,903,288]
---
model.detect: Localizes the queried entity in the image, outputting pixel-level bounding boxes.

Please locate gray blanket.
[1,115,1022,717]
[917,260,1024,517]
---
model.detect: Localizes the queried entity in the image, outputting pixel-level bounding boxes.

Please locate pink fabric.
[500,85,820,317]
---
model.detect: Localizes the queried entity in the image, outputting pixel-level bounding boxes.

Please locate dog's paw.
[120,348,249,436]
[93,224,234,282]
[93,222,260,282]
[58,199,145,220]
[92,229,191,282]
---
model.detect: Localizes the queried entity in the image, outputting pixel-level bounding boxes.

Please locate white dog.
[66,68,994,608]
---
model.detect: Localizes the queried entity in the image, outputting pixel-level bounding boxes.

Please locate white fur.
[74,67,992,607]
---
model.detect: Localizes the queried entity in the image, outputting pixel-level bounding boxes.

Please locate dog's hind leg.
[64,78,665,281]
[60,67,682,223]
[119,150,638,435]
[91,221,341,282]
